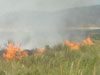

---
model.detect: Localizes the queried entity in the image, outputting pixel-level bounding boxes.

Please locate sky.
[0,0,99,15]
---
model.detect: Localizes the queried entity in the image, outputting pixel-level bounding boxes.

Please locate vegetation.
[0,39,99,75]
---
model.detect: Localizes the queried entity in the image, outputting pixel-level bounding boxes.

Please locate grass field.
[0,39,100,75]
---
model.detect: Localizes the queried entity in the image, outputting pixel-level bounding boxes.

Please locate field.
[0,39,99,75]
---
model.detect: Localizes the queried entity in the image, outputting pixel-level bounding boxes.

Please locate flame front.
[20,51,28,58]
[64,40,80,50]
[83,37,94,45]
[64,37,94,50]
[3,41,28,60]
[3,37,94,60]
[34,48,46,57]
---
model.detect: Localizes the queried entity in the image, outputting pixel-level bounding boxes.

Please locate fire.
[20,51,28,58]
[64,37,94,50]
[64,40,80,50]
[83,37,94,45]
[3,41,28,60]
[2,36,94,60]
[34,48,46,57]
[3,41,20,60]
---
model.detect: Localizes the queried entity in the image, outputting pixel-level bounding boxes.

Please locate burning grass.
[83,37,94,45]
[64,40,80,50]
[64,37,94,50]
[0,38,100,75]
[3,40,28,60]
[34,48,46,57]
[3,37,94,61]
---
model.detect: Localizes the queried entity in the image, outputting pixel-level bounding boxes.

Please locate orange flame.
[3,41,28,60]
[20,51,28,58]
[64,37,94,50]
[64,40,80,50]
[34,48,46,57]
[3,41,20,60]
[83,37,94,45]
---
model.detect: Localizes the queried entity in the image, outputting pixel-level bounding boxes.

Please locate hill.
[0,5,99,48]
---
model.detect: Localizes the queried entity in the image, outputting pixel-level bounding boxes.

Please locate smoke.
[0,4,100,49]
[0,0,98,15]
[0,0,99,49]
[0,11,64,49]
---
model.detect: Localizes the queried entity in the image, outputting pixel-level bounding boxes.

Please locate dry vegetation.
[0,36,100,75]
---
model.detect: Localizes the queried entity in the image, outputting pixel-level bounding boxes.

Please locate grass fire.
[0,0,100,75]
[3,37,94,60]
[3,40,28,60]
[0,35,99,75]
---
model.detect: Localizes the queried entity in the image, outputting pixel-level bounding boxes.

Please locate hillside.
[0,5,99,48]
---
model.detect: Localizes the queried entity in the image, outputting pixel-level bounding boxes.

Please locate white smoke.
[0,0,99,49]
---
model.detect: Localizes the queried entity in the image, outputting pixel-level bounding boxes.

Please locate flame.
[83,37,94,45]
[3,41,28,60]
[64,37,94,50]
[20,51,28,58]
[34,48,46,57]
[3,41,20,60]
[64,40,80,50]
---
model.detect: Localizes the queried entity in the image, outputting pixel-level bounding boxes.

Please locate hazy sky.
[0,0,99,15]
[0,0,100,49]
